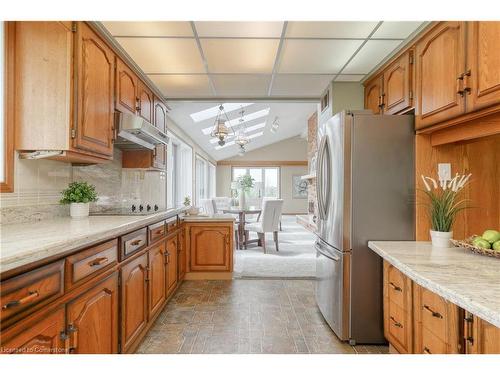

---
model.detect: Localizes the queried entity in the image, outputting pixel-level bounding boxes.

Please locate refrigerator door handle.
[316,136,327,220]
[315,242,340,262]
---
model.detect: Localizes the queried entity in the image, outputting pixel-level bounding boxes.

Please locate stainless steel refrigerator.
[315,110,415,345]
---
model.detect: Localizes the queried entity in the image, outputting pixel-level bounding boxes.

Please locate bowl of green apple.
[451,230,500,258]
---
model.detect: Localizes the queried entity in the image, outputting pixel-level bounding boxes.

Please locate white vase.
[70,202,89,219]
[430,230,453,248]
[239,190,246,209]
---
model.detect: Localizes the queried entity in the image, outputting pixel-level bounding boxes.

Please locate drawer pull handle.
[2,291,39,310]
[423,347,432,354]
[130,239,143,247]
[389,316,403,328]
[155,229,165,235]
[389,282,402,292]
[89,257,109,266]
[423,305,443,319]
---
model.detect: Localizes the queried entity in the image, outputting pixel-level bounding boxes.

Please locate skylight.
[214,131,264,150]
[190,103,253,123]
[201,108,270,135]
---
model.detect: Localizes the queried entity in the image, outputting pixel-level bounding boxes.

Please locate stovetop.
[91,204,164,216]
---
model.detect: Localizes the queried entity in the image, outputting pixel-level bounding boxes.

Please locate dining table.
[222,206,261,249]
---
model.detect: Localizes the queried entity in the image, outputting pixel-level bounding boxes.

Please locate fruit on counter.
[493,240,500,251]
[482,229,500,244]
[472,236,491,249]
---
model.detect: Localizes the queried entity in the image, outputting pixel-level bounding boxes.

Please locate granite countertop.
[368,241,500,328]
[0,207,186,274]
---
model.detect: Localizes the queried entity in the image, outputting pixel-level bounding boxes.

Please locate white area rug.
[234,215,317,279]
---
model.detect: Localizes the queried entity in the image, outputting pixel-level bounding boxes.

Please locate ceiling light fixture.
[210,105,234,146]
[270,116,279,133]
[234,108,249,156]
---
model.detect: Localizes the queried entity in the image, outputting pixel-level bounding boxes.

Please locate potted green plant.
[60,181,98,219]
[183,195,199,215]
[420,173,471,247]
[235,174,255,209]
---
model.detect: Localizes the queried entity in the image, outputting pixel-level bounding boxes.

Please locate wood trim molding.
[217,160,308,167]
[1,22,15,193]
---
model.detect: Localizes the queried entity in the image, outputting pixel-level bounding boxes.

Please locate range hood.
[114,112,169,150]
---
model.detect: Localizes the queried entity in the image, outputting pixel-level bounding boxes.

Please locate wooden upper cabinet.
[415,22,467,129]
[148,242,167,320]
[0,306,66,354]
[364,75,383,114]
[153,96,168,132]
[115,58,139,115]
[120,253,148,352]
[66,273,119,354]
[466,21,500,112]
[383,50,413,115]
[137,80,153,123]
[166,234,178,296]
[189,224,232,272]
[74,22,115,157]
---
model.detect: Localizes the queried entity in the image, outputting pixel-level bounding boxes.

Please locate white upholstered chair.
[212,197,232,213]
[245,199,283,253]
[200,199,216,215]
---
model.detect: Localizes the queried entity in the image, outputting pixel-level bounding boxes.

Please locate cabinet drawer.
[65,239,118,288]
[166,217,178,233]
[148,220,166,243]
[387,264,406,308]
[1,260,64,323]
[120,228,148,260]
[387,301,410,350]
[420,288,447,341]
[421,327,447,354]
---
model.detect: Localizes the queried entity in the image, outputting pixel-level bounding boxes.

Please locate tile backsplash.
[0,149,166,224]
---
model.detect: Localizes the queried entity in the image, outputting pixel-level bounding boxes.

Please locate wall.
[318,81,364,126]
[307,112,318,217]
[216,136,308,214]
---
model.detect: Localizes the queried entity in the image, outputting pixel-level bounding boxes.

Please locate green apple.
[472,236,491,249]
[482,230,500,244]
[493,240,500,251]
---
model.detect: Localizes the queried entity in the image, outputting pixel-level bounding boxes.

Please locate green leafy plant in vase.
[235,174,255,209]
[60,181,98,219]
[420,173,471,247]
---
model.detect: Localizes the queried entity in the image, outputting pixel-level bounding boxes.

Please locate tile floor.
[136,279,388,354]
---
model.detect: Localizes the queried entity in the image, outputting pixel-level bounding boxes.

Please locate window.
[167,131,192,208]
[232,167,280,207]
[208,162,216,199]
[195,156,216,204]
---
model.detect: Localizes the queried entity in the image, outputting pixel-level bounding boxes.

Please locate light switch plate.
[438,163,451,181]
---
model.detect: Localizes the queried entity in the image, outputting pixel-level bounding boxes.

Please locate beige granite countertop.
[0,208,187,274]
[368,241,500,328]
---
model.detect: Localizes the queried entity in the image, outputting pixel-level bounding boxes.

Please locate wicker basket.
[451,236,500,259]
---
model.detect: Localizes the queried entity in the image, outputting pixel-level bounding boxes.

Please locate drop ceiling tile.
[371,21,424,39]
[115,38,204,73]
[195,22,284,38]
[286,21,379,38]
[212,75,271,96]
[271,74,333,97]
[201,39,279,73]
[334,74,365,82]
[102,21,193,37]
[149,75,212,98]
[278,39,363,73]
[342,40,403,74]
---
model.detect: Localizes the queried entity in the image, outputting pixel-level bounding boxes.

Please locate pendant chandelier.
[210,105,233,146]
[234,108,249,155]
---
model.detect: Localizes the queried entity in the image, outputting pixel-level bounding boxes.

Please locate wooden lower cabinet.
[166,234,178,296]
[187,223,233,272]
[148,242,167,319]
[465,313,500,354]
[66,272,119,353]
[0,306,66,354]
[178,229,186,281]
[120,253,148,352]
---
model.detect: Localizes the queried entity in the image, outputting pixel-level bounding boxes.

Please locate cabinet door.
[383,50,413,114]
[166,235,178,296]
[0,306,66,354]
[189,225,232,272]
[364,75,383,114]
[116,58,138,115]
[74,22,115,157]
[137,81,153,123]
[466,21,500,112]
[415,21,466,129]
[178,230,186,281]
[120,253,148,352]
[148,242,167,319]
[465,314,500,354]
[153,96,168,132]
[66,272,119,354]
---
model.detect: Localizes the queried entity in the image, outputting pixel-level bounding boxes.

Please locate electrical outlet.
[438,163,451,181]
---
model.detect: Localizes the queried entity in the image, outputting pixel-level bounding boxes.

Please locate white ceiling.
[167,102,317,160]
[102,21,425,100]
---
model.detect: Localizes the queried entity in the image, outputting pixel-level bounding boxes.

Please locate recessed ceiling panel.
[212,75,271,97]
[371,21,424,39]
[195,22,284,38]
[342,40,403,74]
[334,74,365,82]
[115,38,204,73]
[286,21,378,38]
[149,75,212,98]
[102,21,193,37]
[201,39,279,73]
[271,74,333,97]
[278,39,363,73]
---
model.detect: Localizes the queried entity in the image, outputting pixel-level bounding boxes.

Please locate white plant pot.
[430,230,453,248]
[70,202,90,219]
[187,206,200,216]
[238,190,246,209]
